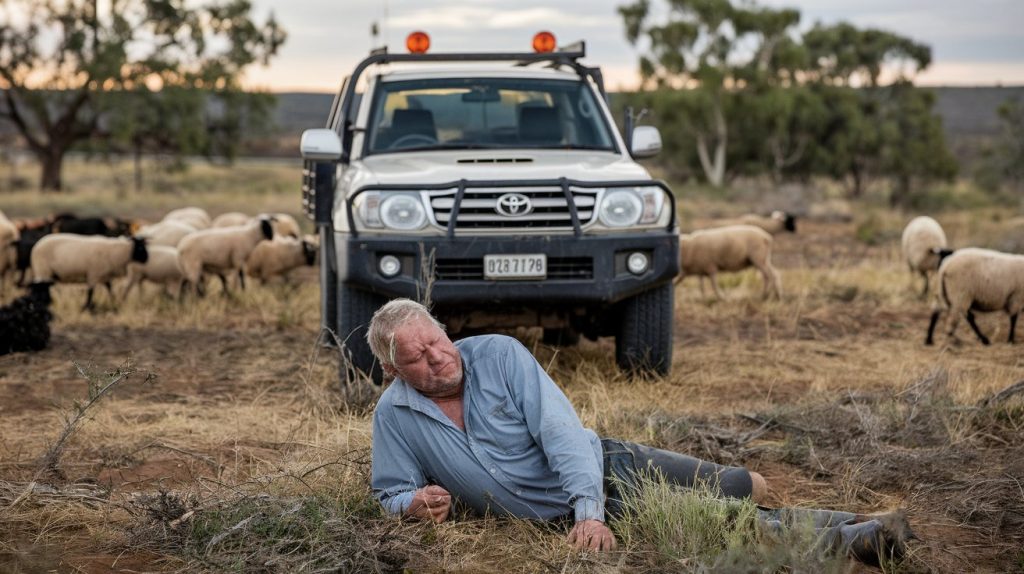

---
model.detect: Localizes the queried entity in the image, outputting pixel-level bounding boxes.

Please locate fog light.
[379,255,401,277]
[626,252,649,275]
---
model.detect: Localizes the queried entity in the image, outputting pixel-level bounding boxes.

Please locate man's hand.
[404,485,451,523]
[567,519,617,552]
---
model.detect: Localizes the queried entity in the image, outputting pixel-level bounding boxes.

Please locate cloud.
[389,6,614,30]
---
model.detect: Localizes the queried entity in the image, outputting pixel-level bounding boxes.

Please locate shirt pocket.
[484,399,535,455]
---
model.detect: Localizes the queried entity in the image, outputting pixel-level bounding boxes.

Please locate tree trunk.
[890,174,912,207]
[134,142,144,193]
[848,162,864,198]
[695,97,728,188]
[38,148,66,192]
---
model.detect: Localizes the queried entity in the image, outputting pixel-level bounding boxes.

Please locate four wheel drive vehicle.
[300,36,679,384]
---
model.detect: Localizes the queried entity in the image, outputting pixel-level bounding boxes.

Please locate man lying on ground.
[367,298,766,549]
[367,299,911,563]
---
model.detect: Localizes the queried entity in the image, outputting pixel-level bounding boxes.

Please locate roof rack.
[327,41,607,143]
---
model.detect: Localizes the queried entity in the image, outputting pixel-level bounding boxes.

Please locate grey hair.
[366,298,444,369]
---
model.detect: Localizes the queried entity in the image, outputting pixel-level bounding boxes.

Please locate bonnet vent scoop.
[456,157,533,164]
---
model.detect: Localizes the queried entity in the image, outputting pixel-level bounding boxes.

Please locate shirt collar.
[389,350,470,412]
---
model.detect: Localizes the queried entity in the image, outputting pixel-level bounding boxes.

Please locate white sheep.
[0,210,19,294]
[122,245,184,299]
[177,217,274,296]
[675,224,782,299]
[246,235,318,283]
[901,216,948,297]
[211,212,299,238]
[31,233,149,310]
[211,212,251,228]
[137,220,198,247]
[0,209,17,245]
[709,211,796,235]
[926,248,1024,346]
[266,213,301,238]
[163,207,211,230]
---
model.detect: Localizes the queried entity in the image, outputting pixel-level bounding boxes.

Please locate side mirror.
[300,129,342,161]
[631,126,661,159]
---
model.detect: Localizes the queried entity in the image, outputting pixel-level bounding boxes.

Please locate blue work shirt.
[371,334,605,522]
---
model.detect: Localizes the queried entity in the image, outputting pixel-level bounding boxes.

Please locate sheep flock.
[0,207,318,317]
[2,204,1020,355]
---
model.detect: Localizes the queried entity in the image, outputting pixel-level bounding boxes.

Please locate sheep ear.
[932,247,955,264]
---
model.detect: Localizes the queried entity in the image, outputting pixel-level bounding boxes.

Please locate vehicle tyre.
[542,327,580,347]
[615,282,673,376]
[337,283,387,385]
[319,226,338,348]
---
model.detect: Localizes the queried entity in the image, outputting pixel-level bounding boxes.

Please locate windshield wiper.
[384,143,502,153]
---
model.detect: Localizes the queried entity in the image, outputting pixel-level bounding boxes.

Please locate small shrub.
[613,473,850,572]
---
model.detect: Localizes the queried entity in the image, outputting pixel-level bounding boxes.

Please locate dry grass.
[1,161,1023,572]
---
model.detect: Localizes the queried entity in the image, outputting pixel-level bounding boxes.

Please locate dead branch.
[977,380,1024,408]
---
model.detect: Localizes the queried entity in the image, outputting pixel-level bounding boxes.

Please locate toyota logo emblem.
[495,193,532,217]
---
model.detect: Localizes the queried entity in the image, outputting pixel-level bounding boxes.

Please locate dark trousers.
[600,438,754,519]
[595,439,911,566]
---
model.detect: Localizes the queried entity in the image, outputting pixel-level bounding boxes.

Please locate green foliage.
[613,473,849,572]
[0,0,286,191]
[974,97,1024,195]
[617,0,957,198]
[803,22,931,87]
[619,0,804,186]
[854,211,886,246]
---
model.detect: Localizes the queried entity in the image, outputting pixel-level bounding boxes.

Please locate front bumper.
[336,232,679,306]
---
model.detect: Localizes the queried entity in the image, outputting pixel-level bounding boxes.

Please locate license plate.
[484,254,547,280]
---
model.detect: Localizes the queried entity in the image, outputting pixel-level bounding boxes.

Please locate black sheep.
[51,213,132,237]
[0,282,53,356]
[14,227,51,286]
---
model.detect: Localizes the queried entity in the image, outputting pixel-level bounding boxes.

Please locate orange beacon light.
[406,31,430,54]
[532,31,556,53]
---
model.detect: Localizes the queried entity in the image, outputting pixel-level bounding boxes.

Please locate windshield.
[364,77,616,154]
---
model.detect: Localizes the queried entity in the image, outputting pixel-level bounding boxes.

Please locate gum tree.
[619,0,800,187]
[0,0,285,191]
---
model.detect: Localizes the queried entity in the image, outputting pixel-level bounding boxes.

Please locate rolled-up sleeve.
[502,339,605,522]
[371,405,423,517]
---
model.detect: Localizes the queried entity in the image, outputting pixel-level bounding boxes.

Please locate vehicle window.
[365,77,615,154]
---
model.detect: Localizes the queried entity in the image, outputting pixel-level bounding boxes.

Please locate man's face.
[388,316,463,397]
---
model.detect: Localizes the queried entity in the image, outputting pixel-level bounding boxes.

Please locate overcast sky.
[243,0,1024,92]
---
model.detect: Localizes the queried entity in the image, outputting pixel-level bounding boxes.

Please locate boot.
[757,507,915,567]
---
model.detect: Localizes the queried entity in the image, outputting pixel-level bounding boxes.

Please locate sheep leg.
[83,286,96,312]
[755,263,782,300]
[966,311,990,345]
[945,311,962,342]
[709,272,725,300]
[925,310,941,345]
[104,281,116,307]
[919,271,930,298]
[215,273,232,297]
[121,277,137,302]
[698,276,707,297]
[1008,313,1018,344]
[238,270,247,291]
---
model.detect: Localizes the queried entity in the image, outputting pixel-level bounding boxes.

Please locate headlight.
[598,190,642,227]
[598,186,667,228]
[381,195,426,229]
[359,192,427,230]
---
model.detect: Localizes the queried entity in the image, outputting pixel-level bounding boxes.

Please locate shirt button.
[489,468,496,474]
[516,490,523,495]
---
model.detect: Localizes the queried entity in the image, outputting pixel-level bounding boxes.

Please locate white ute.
[301,32,679,384]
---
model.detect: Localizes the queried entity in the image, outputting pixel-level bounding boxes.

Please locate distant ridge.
[271,86,1024,139]
[3,87,1022,157]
